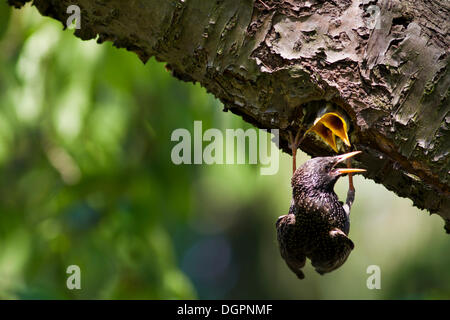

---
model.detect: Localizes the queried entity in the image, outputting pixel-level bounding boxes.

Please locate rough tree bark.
[7,0,450,232]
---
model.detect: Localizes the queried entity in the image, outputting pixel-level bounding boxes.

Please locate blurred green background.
[0,3,448,300]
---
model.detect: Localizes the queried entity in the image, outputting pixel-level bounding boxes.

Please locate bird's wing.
[276,214,306,279]
[311,228,354,275]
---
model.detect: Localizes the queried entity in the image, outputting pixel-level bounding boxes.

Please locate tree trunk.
[8,0,450,232]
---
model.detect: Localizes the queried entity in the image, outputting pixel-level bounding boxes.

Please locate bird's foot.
[343,187,355,217]
[288,130,303,174]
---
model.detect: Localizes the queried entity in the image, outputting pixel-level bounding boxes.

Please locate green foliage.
[0,5,448,299]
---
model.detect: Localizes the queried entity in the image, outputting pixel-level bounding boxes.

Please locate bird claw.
[288,130,303,174]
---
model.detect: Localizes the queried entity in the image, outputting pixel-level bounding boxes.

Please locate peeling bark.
[7,0,450,232]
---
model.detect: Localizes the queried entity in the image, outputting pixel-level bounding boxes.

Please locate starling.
[288,102,357,205]
[276,151,366,279]
[289,102,351,172]
[304,110,351,153]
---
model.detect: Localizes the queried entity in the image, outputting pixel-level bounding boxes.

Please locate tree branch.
[8,0,450,232]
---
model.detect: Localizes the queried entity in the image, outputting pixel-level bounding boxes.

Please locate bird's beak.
[335,168,366,175]
[333,151,366,175]
[306,121,338,152]
[306,112,351,152]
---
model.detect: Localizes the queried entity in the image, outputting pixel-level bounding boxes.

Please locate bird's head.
[301,102,352,153]
[305,112,350,153]
[293,151,366,192]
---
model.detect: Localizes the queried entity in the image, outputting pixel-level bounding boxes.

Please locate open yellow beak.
[306,112,351,152]
[333,151,366,175]
[335,168,367,174]
[306,121,338,152]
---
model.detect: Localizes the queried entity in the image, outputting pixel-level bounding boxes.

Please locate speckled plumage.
[276,155,357,279]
